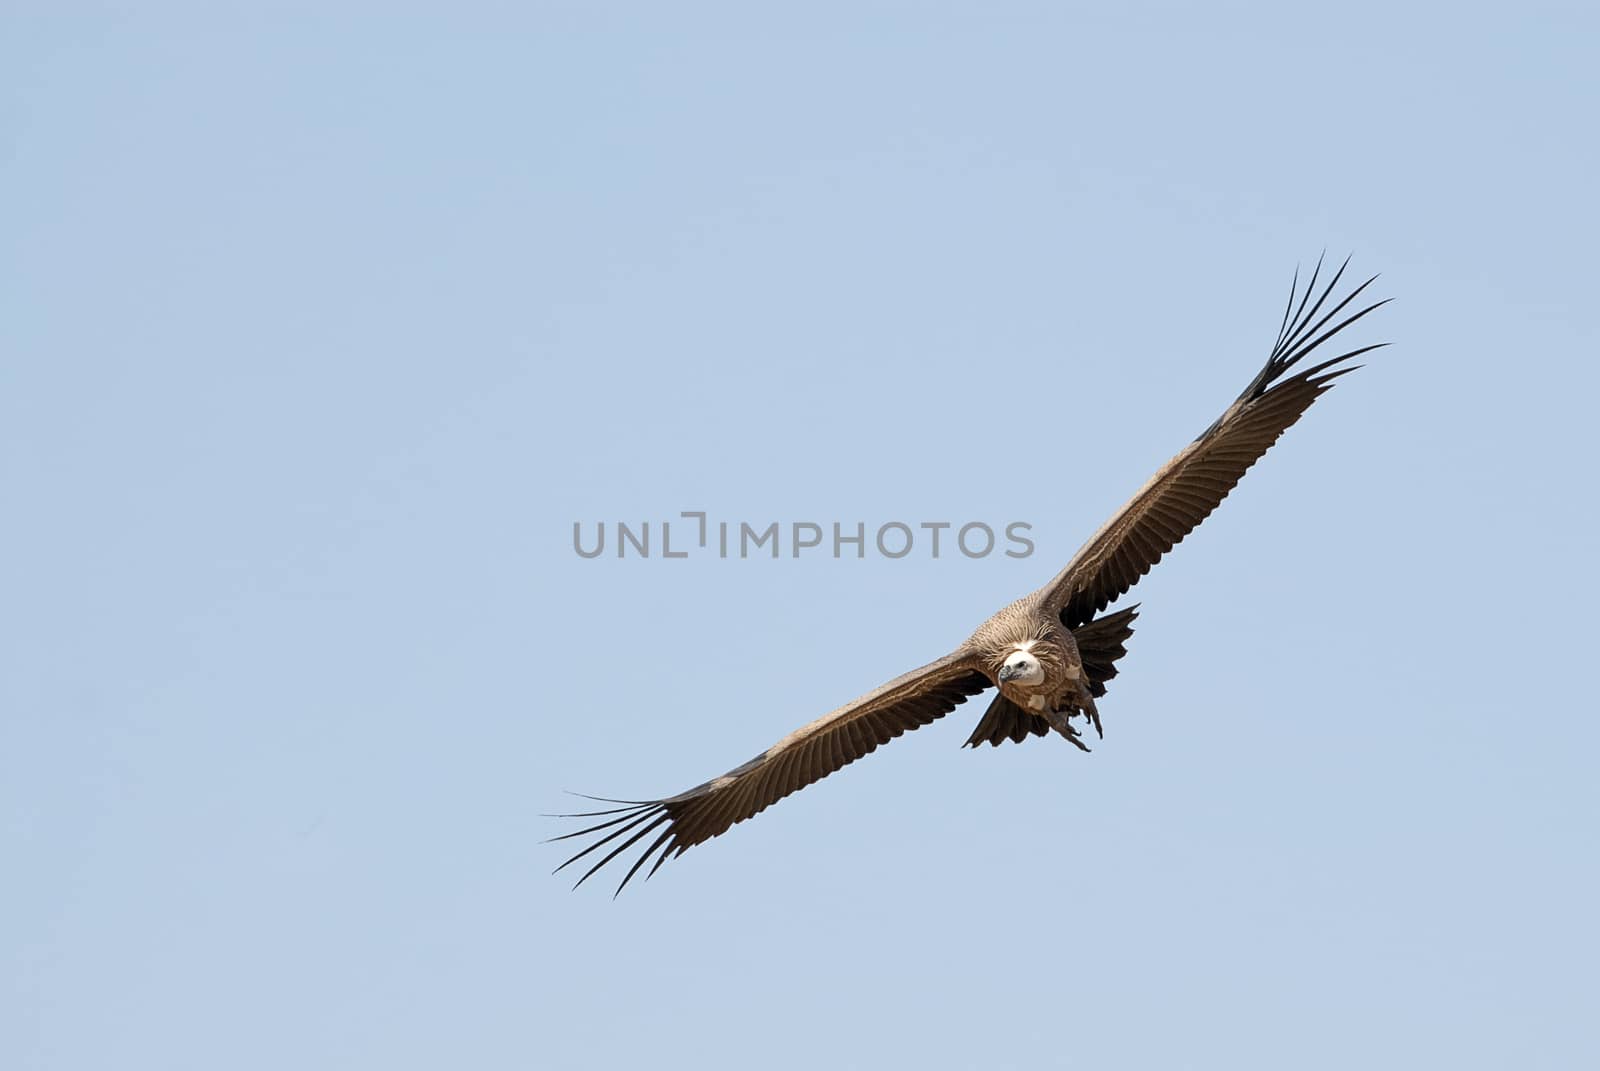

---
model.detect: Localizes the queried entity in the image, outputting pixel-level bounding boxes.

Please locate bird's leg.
[1042,704,1091,752]
[1077,689,1102,738]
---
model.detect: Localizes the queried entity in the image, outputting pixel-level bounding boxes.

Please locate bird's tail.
[963,605,1140,747]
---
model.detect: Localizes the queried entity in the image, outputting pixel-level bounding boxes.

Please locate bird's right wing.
[552,651,992,894]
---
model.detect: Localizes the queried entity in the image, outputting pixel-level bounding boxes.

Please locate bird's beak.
[998,665,1017,683]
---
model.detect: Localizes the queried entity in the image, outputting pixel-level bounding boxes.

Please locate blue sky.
[3,4,1597,1069]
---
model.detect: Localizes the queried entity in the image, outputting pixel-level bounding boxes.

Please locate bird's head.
[997,645,1045,686]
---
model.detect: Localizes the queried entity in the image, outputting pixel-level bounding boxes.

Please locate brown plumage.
[553,256,1389,894]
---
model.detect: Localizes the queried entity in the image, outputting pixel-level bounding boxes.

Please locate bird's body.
[554,256,1389,894]
[967,595,1096,743]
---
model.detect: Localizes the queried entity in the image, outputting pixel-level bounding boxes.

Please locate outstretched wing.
[552,652,991,894]
[1040,256,1389,627]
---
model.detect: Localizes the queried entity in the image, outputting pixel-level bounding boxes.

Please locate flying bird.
[554,256,1389,894]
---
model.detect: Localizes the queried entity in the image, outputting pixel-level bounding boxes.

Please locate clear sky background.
[4,4,1597,1069]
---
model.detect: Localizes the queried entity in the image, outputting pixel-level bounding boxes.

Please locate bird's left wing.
[552,651,991,894]
[1038,256,1389,627]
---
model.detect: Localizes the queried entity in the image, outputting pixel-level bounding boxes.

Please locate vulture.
[554,256,1389,894]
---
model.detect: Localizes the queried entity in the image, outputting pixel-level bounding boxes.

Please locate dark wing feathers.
[1041,255,1389,627]
[1073,604,1140,698]
[553,653,991,894]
